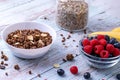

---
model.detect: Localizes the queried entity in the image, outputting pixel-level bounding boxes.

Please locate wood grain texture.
[0,0,120,80]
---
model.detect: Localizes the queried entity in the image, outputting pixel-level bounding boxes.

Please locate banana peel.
[111,27,120,32]
[89,32,120,41]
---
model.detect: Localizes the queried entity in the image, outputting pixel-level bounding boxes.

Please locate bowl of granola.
[2,22,56,59]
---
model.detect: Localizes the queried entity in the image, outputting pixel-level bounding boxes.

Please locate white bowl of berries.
[79,34,120,69]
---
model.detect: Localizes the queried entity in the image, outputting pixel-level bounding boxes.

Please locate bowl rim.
[79,39,120,60]
[1,21,56,50]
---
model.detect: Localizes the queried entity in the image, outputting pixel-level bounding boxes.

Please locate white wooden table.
[0,0,120,80]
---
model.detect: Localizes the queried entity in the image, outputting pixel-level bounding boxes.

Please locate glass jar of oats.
[56,0,88,31]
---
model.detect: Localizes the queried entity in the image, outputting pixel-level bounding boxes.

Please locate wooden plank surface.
[0,0,120,80]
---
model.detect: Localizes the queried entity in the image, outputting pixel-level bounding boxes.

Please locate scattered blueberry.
[83,72,91,79]
[114,43,120,49]
[116,74,120,80]
[105,35,110,43]
[57,69,65,76]
[109,38,118,44]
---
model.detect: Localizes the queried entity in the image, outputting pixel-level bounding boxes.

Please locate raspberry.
[90,39,99,47]
[106,44,115,53]
[70,66,78,74]
[99,39,107,46]
[97,35,105,40]
[82,38,90,47]
[83,45,92,54]
[113,48,120,57]
[94,45,104,54]
[100,50,109,58]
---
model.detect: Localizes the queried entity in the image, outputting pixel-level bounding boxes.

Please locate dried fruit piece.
[13,35,19,38]
[41,33,48,37]
[27,35,33,41]
[38,40,45,46]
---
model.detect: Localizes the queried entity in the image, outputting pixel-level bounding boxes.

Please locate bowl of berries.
[79,34,120,69]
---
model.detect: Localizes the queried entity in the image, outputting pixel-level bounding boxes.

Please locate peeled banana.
[90,32,120,41]
[112,27,120,32]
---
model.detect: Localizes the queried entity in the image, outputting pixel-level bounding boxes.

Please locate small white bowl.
[2,22,56,59]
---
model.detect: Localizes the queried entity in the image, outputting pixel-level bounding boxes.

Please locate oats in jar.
[56,0,88,31]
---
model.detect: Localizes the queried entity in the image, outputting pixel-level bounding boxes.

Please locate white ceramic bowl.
[2,22,56,59]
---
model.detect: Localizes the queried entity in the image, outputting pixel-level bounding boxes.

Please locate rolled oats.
[56,0,88,31]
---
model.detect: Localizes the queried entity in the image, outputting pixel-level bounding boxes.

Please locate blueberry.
[57,69,65,76]
[109,38,118,44]
[114,43,120,49]
[84,72,91,79]
[105,35,110,43]
[109,54,114,58]
[116,74,120,80]
[91,53,99,57]
[88,36,94,40]
[88,36,97,40]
